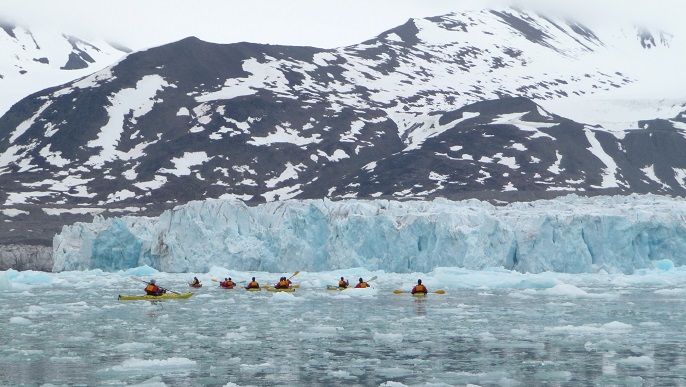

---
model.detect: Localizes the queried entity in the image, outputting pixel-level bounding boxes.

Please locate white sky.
[1,0,685,50]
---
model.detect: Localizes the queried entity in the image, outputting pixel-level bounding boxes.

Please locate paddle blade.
[289,271,300,279]
[393,290,405,294]
[292,285,300,288]
[262,285,271,289]
[435,290,446,294]
[211,279,219,282]
[368,276,378,282]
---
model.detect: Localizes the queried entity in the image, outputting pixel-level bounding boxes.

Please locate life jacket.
[412,285,427,294]
[356,282,368,288]
[145,284,160,295]
[192,278,200,285]
[338,280,348,288]
[276,280,289,289]
[221,281,235,288]
[246,281,259,289]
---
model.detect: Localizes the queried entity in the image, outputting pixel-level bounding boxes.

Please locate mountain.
[1,7,685,270]
[0,20,129,116]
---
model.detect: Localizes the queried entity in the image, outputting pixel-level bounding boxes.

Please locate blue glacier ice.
[52,194,686,273]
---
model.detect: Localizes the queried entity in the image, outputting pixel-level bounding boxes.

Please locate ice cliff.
[52,194,686,274]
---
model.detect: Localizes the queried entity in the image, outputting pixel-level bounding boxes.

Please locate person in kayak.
[275,277,290,289]
[355,278,368,288]
[220,277,236,288]
[144,279,165,296]
[411,279,427,294]
[245,277,260,289]
[338,277,349,288]
[191,277,201,287]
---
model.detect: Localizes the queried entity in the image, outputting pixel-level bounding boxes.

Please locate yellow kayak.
[326,285,349,291]
[118,292,194,301]
[246,287,261,292]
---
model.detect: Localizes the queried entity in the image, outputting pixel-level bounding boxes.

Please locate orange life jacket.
[276,280,289,288]
[356,282,368,288]
[412,285,427,294]
[145,284,160,295]
[338,280,348,288]
[246,281,259,289]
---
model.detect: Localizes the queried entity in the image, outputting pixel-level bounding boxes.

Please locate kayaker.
[275,277,290,289]
[245,277,260,289]
[145,279,164,296]
[355,278,368,288]
[338,277,349,288]
[220,277,236,288]
[411,279,427,294]
[191,277,201,286]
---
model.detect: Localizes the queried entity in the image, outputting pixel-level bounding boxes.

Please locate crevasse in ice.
[52,194,686,273]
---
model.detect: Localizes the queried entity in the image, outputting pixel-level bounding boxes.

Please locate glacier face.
[52,194,686,274]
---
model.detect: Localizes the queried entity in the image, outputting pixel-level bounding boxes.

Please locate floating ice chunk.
[113,342,148,352]
[602,321,633,331]
[0,271,11,290]
[654,259,675,271]
[10,316,32,324]
[269,292,304,302]
[328,370,351,378]
[129,376,167,387]
[617,356,655,368]
[373,332,404,342]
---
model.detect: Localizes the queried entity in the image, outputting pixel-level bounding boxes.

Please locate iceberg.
[52,194,686,274]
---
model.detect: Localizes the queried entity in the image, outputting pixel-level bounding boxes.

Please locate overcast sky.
[1,0,684,50]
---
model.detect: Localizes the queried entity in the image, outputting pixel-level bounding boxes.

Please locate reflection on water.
[413,297,427,316]
[1,276,686,386]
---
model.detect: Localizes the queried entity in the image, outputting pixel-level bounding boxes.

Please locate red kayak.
[189,283,203,288]
[219,285,235,289]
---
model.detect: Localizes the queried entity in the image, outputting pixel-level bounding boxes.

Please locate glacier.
[52,194,686,273]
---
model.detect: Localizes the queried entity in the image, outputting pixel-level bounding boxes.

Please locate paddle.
[131,276,181,295]
[393,289,446,295]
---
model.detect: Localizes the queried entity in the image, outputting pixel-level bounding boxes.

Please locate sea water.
[2,267,686,386]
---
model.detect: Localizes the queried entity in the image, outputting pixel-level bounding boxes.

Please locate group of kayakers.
[144,276,429,295]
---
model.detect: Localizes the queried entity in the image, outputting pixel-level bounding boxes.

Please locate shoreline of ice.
[52,194,686,274]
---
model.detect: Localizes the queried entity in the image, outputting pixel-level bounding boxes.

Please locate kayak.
[246,287,261,292]
[412,292,427,297]
[219,285,235,289]
[326,285,350,291]
[189,284,202,288]
[267,287,295,292]
[118,292,194,301]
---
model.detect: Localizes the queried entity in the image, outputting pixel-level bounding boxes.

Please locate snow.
[584,128,621,188]
[86,75,171,168]
[158,151,211,177]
